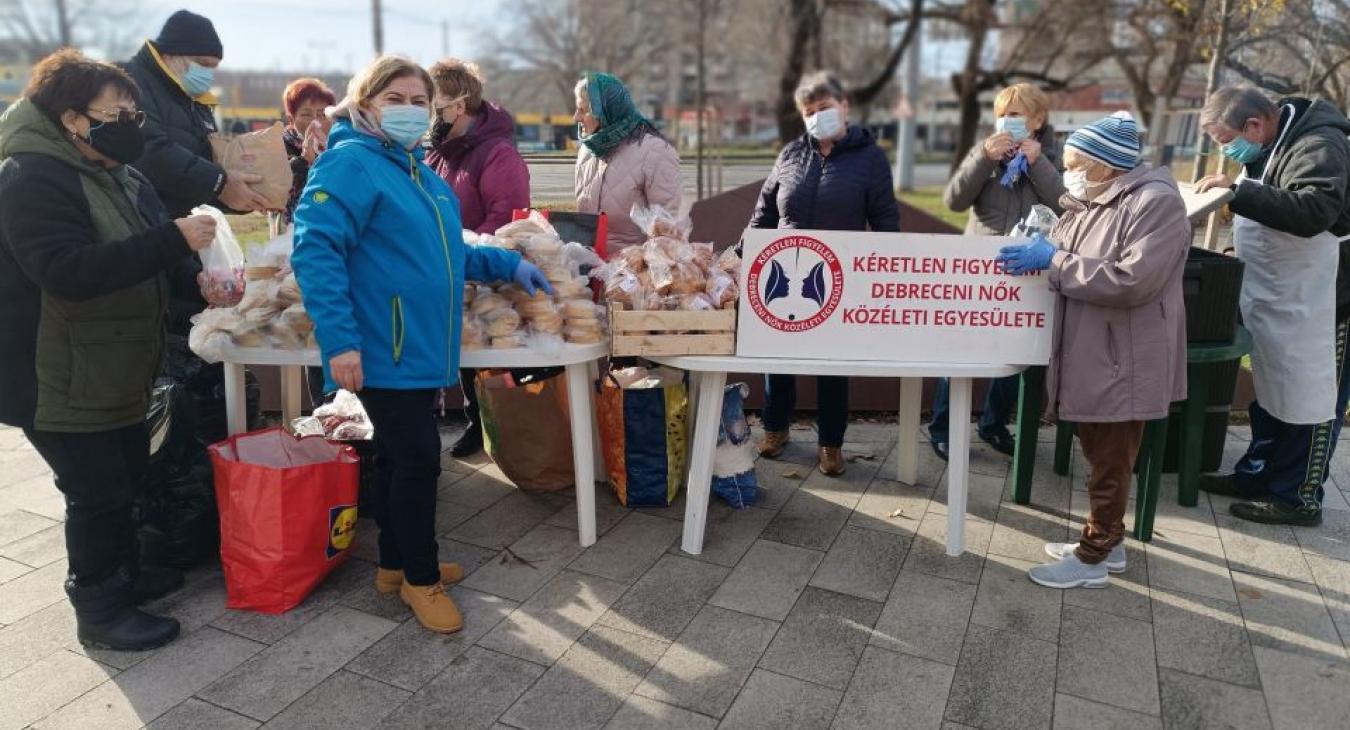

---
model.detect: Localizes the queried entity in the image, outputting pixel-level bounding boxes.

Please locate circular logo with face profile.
[745,235,845,332]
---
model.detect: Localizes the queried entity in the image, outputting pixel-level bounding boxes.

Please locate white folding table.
[649,355,1024,557]
[216,342,610,546]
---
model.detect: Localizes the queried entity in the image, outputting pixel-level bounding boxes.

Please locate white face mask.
[805,107,844,140]
[1063,169,1089,200]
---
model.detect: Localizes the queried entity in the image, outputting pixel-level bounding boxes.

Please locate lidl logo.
[327,505,358,559]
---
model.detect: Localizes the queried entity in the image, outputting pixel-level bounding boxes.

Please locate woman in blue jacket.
[292,56,549,634]
[752,71,900,476]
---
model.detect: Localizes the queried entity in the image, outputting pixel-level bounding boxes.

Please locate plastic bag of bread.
[470,292,510,317]
[275,272,301,307]
[629,203,690,241]
[482,308,523,337]
[707,270,738,308]
[491,334,525,349]
[669,261,705,295]
[617,245,646,272]
[234,278,273,314]
[561,298,599,320]
[525,331,564,353]
[561,241,605,278]
[690,241,715,271]
[188,308,243,362]
[461,315,487,350]
[517,292,557,317]
[564,325,604,344]
[715,246,742,274]
[192,205,246,307]
[643,241,675,294]
[683,293,717,311]
[553,276,591,300]
[529,310,565,334]
[604,268,642,307]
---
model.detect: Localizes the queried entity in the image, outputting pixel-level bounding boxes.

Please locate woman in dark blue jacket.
[751,71,900,476]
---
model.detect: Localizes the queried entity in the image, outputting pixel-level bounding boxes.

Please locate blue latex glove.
[999,151,1029,188]
[514,259,555,296]
[997,233,1056,276]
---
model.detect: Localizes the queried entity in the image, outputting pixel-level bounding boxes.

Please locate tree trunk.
[1193,0,1233,181]
[776,0,820,143]
[950,0,993,171]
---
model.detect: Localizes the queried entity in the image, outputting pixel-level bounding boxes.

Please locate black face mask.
[80,115,146,165]
[430,118,451,146]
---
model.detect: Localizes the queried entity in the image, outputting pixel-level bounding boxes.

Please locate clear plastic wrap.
[312,390,374,440]
[482,308,523,337]
[706,269,738,308]
[187,308,241,363]
[629,203,690,241]
[1011,204,1060,239]
[194,205,246,308]
[470,292,510,316]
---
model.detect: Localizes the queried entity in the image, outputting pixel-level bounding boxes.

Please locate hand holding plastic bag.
[192,205,246,307]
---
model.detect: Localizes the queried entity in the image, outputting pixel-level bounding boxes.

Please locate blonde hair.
[430,58,484,112]
[342,55,432,110]
[994,83,1050,122]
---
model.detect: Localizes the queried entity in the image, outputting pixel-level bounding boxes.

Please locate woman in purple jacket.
[427,59,531,456]
[752,72,901,476]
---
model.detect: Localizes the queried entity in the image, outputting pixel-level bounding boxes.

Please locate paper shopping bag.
[476,370,575,492]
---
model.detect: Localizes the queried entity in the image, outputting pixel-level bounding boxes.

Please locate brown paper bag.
[209,122,292,210]
[475,371,575,492]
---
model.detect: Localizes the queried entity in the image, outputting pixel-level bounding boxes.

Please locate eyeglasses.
[86,108,147,127]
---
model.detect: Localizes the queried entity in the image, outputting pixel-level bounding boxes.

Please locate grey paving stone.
[1145,531,1237,603]
[871,570,976,665]
[0,601,85,680]
[929,470,1006,523]
[0,476,65,521]
[265,670,409,729]
[433,498,482,535]
[832,645,954,730]
[754,461,809,512]
[1056,606,1159,715]
[759,488,852,551]
[141,568,231,635]
[986,504,1070,564]
[632,490,690,522]
[902,512,992,586]
[447,490,572,550]
[500,624,670,730]
[1254,645,1350,730]
[0,649,116,730]
[1062,542,1151,623]
[0,559,66,624]
[944,624,1057,730]
[708,539,824,621]
[597,555,729,642]
[1294,509,1350,562]
[0,556,28,584]
[848,477,932,536]
[211,557,375,644]
[800,457,881,507]
[345,587,518,690]
[758,586,881,691]
[1304,554,1350,649]
[570,512,683,584]
[0,523,63,569]
[1052,693,1162,730]
[33,627,263,728]
[1152,588,1260,687]
[439,469,517,508]
[477,570,628,665]
[678,505,775,568]
[719,669,842,730]
[1233,571,1347,659]
[1157,668,1271,730]
[459,523,589,602]
[1150,477,1220,539]
[970,556,1063,643]
[378,646,545,729]
[634,604,780,718]
[1214,514,1314,583]
[603,695,717,730]
[437,537,504,580]
[199,606,396,721]
[545,494,630,536]
[808,525,909,603]
[145,699,259,730]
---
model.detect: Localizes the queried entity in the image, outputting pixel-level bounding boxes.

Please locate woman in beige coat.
[998,112,1189,589]
[573,73,682,250]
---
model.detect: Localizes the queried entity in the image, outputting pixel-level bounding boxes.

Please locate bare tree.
[1221,0,1350,107]
[1,0,148,60]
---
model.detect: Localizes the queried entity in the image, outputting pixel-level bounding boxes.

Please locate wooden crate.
[609,305,736,356]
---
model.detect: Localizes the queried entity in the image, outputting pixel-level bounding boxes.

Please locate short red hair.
[282,78,336,117]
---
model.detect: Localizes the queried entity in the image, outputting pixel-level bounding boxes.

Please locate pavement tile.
[0,523,63,568]
[0,477,65,521]
[545,494,630,537]
[602,695,717,730]
[439,470,516,508]
[597,555,729,642]
[970,556,1062,644]
[753,462,809,512]
[1294,509,1350,562]
[633,491,691,522]
[1214,515,1314,584]
[1151,588,1260,687]
[198,606,396,721]
[800,458,881,508]
[0,649,117,730]
[880,441,947,491]
[1145,531,1237,603]
[477,570,628,665]
[1056,606,1159,716]
[944,623,1057,730]
[718,669,842,730]
[447,490,572,550]
[459,523,589,602]
[437,537,505,580]
[808,525,910,603]
[675,505,775,568]
[0,601,92,680]
[1253,645,1350,730]
[0,559,66,625]
[144,699,259,729]
[708,539,824,621]
[832,646,954,730]
[211,557,375,644]
[264,670,409,729]
[433,498,482,535]
[0,556,29,585]
[759,488,852,551]
[500,624,669,730]
[1304,554,1350,649]
[847,477,932,536]
[1157,668,1271,730]
[1062,543,1151,623]
[986,503,1070,565]
[902,512,992,586]
[141,568,231,635]
[33,627,263,729]
[634,605,780,718]
[871,570,976,666]
[758,587,881,691]
[346,587,518,691]
[1052,693,1162,730]
[1233,571,1347,660]
[378,646,545,730]
[0,451,56,489]
[570,512,683,584]
[929,471,1007,523]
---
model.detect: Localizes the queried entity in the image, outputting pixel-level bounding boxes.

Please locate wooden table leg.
[1177,363,1207,507]
[224,362,247,436]
[1012,366,1044,505]
[565,363,597,547]
[897,377,922,485]
[946,377,973,556]
[280,365,303,426]
[681,370,727,555]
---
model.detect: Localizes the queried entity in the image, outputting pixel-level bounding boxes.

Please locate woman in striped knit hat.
[998,112,1191,589]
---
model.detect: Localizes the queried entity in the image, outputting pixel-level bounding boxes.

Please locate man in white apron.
[1196,87,1350,526]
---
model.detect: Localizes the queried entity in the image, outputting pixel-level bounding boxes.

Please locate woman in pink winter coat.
[998,112,1189,591]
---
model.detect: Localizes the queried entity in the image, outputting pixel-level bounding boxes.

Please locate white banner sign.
[736,229,1055,365]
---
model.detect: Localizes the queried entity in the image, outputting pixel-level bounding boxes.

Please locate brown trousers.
[1074,421,1145,564]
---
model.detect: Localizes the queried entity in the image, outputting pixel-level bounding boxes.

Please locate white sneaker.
[1027,554,1109,589]
[1044,542,1126,573]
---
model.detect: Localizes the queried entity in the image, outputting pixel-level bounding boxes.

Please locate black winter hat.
[153,10,223,59]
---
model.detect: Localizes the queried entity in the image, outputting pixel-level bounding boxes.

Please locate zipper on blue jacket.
[391,295,405,365]
[408,153,456,382]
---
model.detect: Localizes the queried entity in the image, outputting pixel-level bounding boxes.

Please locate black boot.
[450,422,483,458]
[1198,473,1265,499]
[67,569,180,651]
[133,564,185,604]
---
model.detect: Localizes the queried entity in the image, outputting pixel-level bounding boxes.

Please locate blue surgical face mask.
[379,104,430,149]
[997,116,1029,142]
[182,62,215,97]
[1221,133,1263,164]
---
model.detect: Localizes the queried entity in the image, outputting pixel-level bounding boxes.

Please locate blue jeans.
[929,375,1019,445]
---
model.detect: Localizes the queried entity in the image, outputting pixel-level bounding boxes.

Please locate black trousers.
[24,423,148,586]
[762,374,849,447]
[460,368,481,432]
[357,388,442,586]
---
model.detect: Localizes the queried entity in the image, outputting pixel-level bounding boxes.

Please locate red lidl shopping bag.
[208,428,360,613]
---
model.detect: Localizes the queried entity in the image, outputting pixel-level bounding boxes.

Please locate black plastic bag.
[163,333,260,445]
[138,380,220,569]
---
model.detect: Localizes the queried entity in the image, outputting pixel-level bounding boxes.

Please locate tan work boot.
[399,581,464,634]
[818,447,845,476]
[375,563,464,594]
[759,430,790,458]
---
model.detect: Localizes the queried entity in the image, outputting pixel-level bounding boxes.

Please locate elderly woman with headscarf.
[574,72,682,249]
[998,112,1189,589]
